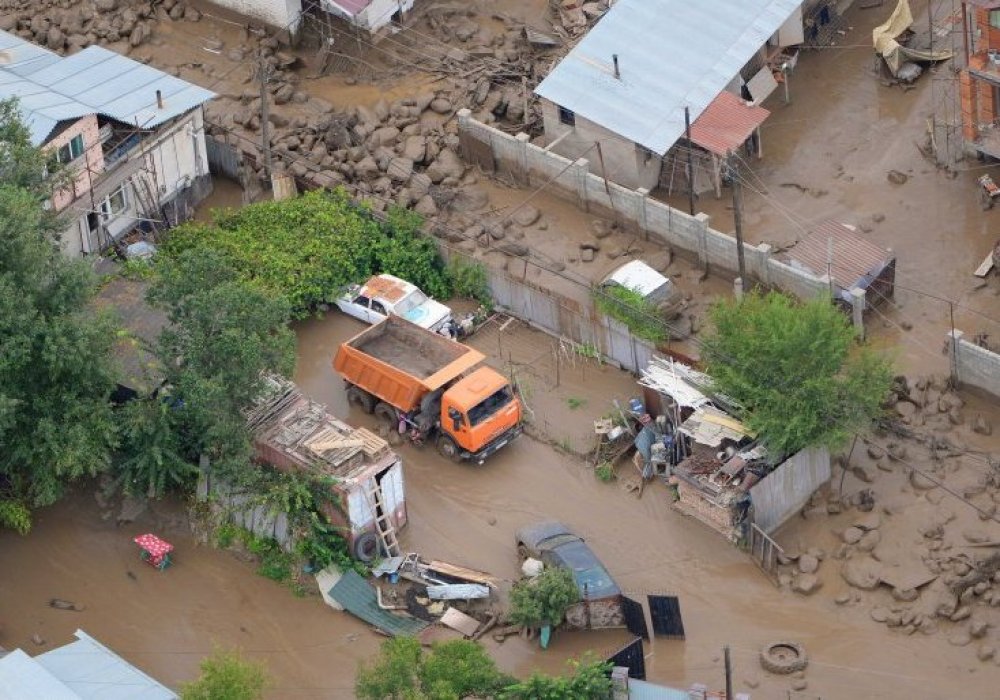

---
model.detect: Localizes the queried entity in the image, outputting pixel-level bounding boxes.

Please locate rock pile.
[0,0,181,53]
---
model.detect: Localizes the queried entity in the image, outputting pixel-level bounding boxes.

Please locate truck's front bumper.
[467,423,523,463]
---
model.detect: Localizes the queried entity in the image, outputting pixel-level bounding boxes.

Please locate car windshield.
[394,290,428,314]
[574,565,617,597]
[467,385,514,427]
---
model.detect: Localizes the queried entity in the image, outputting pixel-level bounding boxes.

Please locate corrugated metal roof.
[689,91,770,157]
[534,0,800,155]
[786,221,894,291]
[0,29,215,145]
[328,570,430,636]
[0,649,81,700]
[34,630,177,700]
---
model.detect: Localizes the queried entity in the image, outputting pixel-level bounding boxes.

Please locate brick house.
[959,1,1000,158]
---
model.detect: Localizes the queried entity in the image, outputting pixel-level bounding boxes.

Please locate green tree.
[145,249,296,475]
[114,398,196,498]
[702,291,892,456]
[593,285,667,343]
[181,647,269,700]
[373,207,452,300]
[0,102,118,524]
[507,567,580,630]
[356,637,513,700]
[502,657,612,700]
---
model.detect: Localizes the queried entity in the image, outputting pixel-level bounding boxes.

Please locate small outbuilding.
[785,220,896,308]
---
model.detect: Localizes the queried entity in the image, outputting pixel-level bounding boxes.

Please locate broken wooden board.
[440,607,481,637]
[878,564,938,592]
[425,560,499,587]
[974,251,995,278]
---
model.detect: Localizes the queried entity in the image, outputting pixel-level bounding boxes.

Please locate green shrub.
[448,255,493,309]
[593,285,666,343]
[0,500,31,535]
[508,566,580,629]
[373,207,452,300]
[595,462,615,483]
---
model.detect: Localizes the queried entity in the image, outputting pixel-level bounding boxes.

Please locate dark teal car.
[515,521,621,600]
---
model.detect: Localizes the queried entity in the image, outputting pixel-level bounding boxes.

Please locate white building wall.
[356,0,415,32]
[540,99,661,191]
[203,0,302,32]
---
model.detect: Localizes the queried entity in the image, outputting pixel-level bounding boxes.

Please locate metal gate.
[620,595,649,640]
[205,135,244,180]
[606,636,645,681]
[647,595,685,639]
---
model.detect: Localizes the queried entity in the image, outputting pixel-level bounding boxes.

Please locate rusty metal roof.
[786,221,894,291]
[689,91,770,157]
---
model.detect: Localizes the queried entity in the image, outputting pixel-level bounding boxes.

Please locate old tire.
[760,641,808,675]
[353,532,379,563]
[347,386,375,414]
[436,435,463,462]
[374,402,397,429]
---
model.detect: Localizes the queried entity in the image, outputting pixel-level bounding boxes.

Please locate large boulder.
[369,126,400,147]
[386,157,414,183]
[425,148,464,183]
[841,556,881,590]
[402,134,427,163]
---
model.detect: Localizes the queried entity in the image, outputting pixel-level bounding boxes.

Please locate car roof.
[602,260,669,297]
[551,540,621,598]
[360,274,417,304]
[516,520,576,549]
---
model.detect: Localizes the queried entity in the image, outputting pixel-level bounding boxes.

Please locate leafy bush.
[502,656,613,700]
[448,255,493,309]
[594,462,615,483]
[0,500,31,535]
[373,207,452,300]
[593,285,666,343]
[114,398,197,498]
[508,566,580,629]
[356,637,513,700]
[164,189,379,314]
[181,647,269,700]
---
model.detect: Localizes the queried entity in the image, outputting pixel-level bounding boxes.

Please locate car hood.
[401,298,452,330]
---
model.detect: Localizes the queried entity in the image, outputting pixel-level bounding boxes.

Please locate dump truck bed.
[335,316,485,412]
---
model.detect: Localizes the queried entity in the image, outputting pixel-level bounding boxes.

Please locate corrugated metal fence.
[205,134,244,181]
[197,470,294,552]
[750,447,831,534]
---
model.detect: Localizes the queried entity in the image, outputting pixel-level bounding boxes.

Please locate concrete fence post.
[948,329,963,383]
[515,132,531,186]
[574,158,591,211]
[757,242,772,287]
[457,107,472,133]
[734,277,744,300]
[849,286,866,339]
[635,187,649,238]
[694,212,711,269]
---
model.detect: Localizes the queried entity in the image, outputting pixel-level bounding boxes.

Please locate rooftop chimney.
[155,89,163,109]
[612,54,620,79]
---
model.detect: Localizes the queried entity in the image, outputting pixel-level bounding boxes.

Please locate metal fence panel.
[205,135,243,180]
[750,447,831,534]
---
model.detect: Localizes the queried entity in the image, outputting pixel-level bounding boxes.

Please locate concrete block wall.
[948,330,1000,399]
[458,111,833,302]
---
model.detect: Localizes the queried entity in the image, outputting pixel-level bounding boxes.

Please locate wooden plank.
[426,584,491,600]
[425,560,499,587]
[440,607,481,637]
[974,251,995,278]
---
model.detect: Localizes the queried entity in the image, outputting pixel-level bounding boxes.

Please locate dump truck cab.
[438,366,522,463]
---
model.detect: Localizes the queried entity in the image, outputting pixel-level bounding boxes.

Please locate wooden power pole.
[258,50,273,184]
[728,151,747,284]
[724,645,733,700]
[684,106,695,216]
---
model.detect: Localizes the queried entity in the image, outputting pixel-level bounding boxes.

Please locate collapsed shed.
[638,357,830,541]
[784,220,896,308]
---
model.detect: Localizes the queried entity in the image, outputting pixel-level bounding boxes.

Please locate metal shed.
[785,221,896,307]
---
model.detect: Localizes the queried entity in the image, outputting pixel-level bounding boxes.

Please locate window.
[56,134,84,164]
[371,300,387,315]
[991,10,1000,30]
[467,385,514,427]
[558,106,576,126]
[353,294,372,308]
[101,184,128,218]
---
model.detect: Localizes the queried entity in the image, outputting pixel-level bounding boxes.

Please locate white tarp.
[873,0,953,76]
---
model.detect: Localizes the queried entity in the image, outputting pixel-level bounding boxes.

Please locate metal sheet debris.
[426,584,491,601]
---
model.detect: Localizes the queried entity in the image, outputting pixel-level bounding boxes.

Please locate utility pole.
[728,151,747,284]
[684,106,695,216]
[258,50,273,186]
[724,645,733,700]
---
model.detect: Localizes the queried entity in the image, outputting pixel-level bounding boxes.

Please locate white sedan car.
[335,274,453,332]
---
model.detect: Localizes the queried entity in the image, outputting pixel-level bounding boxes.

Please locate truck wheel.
[353,532,379,563]
[373,402,397,429]
[436,436,463,463]
[347,386,375,414]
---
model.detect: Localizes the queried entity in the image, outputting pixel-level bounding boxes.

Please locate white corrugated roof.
[0,630,176,700]
[535,0,801,155]
[0,29,215,145]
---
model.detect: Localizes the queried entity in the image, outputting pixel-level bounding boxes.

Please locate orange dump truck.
[333,315,523,463]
